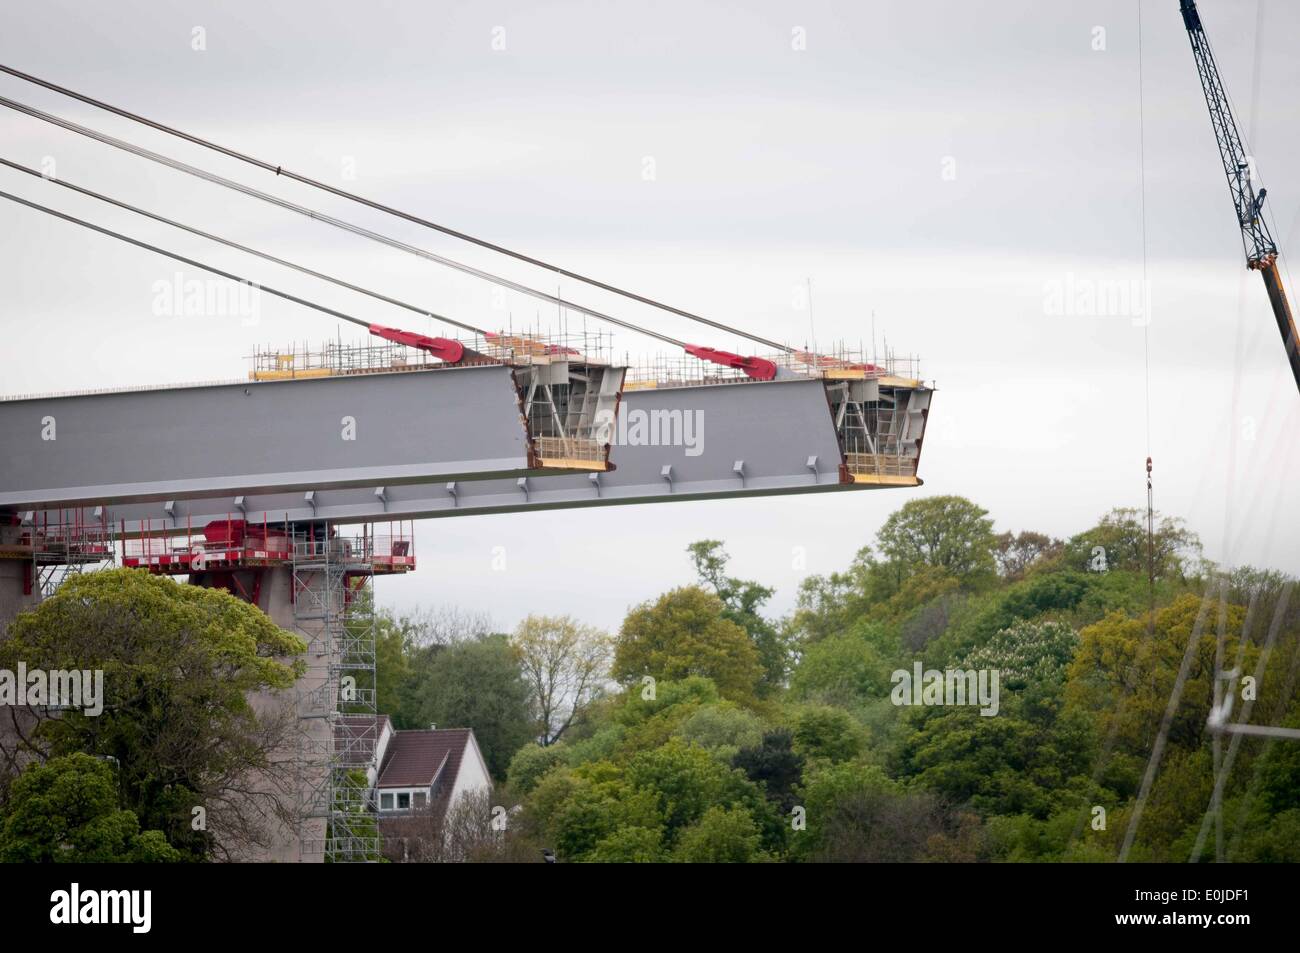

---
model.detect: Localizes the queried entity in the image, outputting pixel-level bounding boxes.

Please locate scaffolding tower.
[291,523,381,863]
[21,509,115,597]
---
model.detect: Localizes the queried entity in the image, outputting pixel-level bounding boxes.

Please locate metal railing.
[844,452,918,479]
[625,344,925,389]
[122,519,414,572]
[534,435,606,465]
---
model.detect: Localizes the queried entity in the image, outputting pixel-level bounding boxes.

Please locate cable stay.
[0,154,500,342]
[0,97,675,353]
[0,72,783,379]
[0,154,621,369]
[0,62,789,351]
[0,186,474,364]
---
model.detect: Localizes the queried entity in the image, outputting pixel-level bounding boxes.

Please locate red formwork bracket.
[368,324,465,364]
[684,345,778,381]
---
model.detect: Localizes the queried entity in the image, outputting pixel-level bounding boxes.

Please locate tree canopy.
[876,495,998,585]
[613,587,762,704]
[0,753,179,863]
[0,569,305,861]
[484,498,1300,864]
[512,614,612,746]
[406,633,534,780]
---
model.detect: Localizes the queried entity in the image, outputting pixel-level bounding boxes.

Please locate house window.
[380,793,394,810]
[413,792,426,808]
[397,793,411,810]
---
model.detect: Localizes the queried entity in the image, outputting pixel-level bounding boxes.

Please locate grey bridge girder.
[0,363,533,510]
[34,377,887,534]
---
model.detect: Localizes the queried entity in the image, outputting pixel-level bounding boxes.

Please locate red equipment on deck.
[367,325,464,363]
[684,345,777,381]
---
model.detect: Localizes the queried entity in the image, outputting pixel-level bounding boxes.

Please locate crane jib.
[1179,0,1300,395]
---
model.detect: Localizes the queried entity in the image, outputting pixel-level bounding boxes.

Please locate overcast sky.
[1,0,1298,631]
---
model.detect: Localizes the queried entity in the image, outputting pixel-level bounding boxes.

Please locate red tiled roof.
[377,728,473,791]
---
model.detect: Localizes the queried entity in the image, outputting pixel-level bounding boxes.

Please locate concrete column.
[0,524,38,636]
[264,564,331,865]
[188,564,332,863]
[0,524,41,783]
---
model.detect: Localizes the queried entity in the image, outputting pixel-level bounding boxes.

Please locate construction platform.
[121,518,415,576]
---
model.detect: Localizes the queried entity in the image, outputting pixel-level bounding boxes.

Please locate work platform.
[122,518,415,579]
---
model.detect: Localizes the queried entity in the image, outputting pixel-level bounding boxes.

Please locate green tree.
[508,742,569,795]
[674,704,765,763]
[371,605,496,730]
[0,753,180,862]
[792,706,863,764]
[788,498,996,644]
[589,826,667,862]
[788,554,883,643]
[614,675,722,724]
[1065,508,1201,579]
[962,619,1079,690]
[687,540,790,695]
[408,633,534,779]
[608,676,723,754]
[623,737,778,850]
[1065,594,1248,756]
[789,622,896,707]
[923,570,1094,668]
[673,805,766,862]
[0,569,305,861]
[876,495,998,586]
[528,763,662,861]
[512,615,612,745]
[372,608,418,726]
[613,587,762,704]
[794,760,979,862]
[894,703,1094,820]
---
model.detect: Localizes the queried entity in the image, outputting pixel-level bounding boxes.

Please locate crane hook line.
[0,62,790,353]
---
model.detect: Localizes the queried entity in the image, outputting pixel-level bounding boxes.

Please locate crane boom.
[1179,0,1300,393]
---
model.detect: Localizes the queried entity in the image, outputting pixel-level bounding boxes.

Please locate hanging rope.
[1137,0,1158,635]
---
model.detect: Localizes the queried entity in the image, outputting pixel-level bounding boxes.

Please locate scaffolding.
[624,344,925,391]
[249,333,623,473]
[519,358,624,469]
[291,524,383,863]
[832,380,931,485]
[249,328,614,381]
[0,509,116,598]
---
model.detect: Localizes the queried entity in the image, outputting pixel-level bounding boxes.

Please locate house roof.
[335,714,390,767]
[376,727,473,791]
